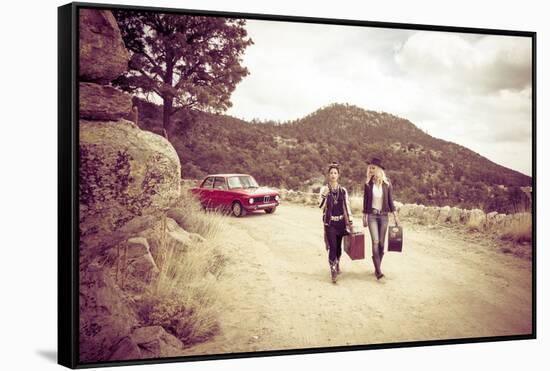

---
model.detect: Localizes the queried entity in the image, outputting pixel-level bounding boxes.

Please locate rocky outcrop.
[78,9,187,363]
[109,326,184,361]
[123,237,159,294]
[79,119,181,261]
[79,9,129,83]
[79,266,139,363]
[80,82,133,121]
[278,188,530,232]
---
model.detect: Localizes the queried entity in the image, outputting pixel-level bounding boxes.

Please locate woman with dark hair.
[362,158,399,280]
[319,162,353,284]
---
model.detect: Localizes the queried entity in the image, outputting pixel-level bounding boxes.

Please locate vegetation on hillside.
[134,99,532,214]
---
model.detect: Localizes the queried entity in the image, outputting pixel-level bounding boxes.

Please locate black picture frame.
[58,2,536,368]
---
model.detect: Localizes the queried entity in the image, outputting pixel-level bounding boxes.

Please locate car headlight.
[275,195,280,201]
[248,198,254,204]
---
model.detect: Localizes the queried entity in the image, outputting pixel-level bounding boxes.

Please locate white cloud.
[226,20,533,176]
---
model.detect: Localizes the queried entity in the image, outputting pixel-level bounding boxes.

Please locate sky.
[226,19,533,176]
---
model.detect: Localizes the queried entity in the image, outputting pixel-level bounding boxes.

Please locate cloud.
[394,31,532,94]
[226,20,533,175]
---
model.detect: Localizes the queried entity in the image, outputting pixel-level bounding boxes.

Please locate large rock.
[79,119,181,261]
[79,9,130,83]
[79,266,139,363]
[422,207,440,225]
[165,217,192,249]
[80,82,133,121]
[437,206,451,223]
[394,201,403,211]
[412,204,426,218]
[468,209,486,230]
[123,237,159,293]
[108,326,184,361]
[397,204,412,217]
[460,209,472,224]
[449,207,462,223]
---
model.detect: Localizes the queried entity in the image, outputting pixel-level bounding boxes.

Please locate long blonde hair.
[367,167,390,185]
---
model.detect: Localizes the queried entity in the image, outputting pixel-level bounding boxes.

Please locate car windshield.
[227,176,259,189]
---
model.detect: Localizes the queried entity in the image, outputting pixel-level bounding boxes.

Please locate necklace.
[330,184,340,205]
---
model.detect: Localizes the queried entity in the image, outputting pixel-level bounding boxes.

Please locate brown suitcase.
[344,226,365,260]
[388,225,403,252]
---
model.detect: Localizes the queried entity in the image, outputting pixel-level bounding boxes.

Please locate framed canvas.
[58,1,536,368]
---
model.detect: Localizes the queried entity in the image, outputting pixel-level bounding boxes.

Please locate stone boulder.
[468,209,486,230]
[437,206,451,223]
[80,82,133,121]
[165,217,192,249]
[123,237,159,293]
[448,207,462,223]
[412,204,426,218]
[460,209,472,224]
[422,207,440,225]
[79,265,139,363]
[394,201,403,211]
[397,204,413,217]
[108,326,184,361]
[79,9,130,83]
[79,119,181,262]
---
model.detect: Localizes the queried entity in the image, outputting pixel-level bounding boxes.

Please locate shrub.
[500,214,532,243]
[145,238,222,345]
[172,184,227,240]
[140,204,226,346]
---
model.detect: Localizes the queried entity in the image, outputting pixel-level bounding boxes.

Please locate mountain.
[133,99,532,213]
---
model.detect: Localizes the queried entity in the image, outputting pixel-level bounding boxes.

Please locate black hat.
[369,157,385,170]
[327,161,340,172]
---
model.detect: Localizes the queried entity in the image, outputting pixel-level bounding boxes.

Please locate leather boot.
[336,259,341,275]
[371,256,384,280]
[330,261,337,283]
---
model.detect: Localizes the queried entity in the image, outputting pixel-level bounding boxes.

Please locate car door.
[212,177,230,210]
[199,176,215,207]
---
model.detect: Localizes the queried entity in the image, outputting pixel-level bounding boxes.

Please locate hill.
[133,99,532,213]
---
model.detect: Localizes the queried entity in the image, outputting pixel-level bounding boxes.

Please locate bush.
[139,188,227,346]
[500,214,532,243]
[143,236,223,345]
[171,184,227,240]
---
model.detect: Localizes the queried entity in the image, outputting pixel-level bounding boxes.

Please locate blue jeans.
[367,214,389,260]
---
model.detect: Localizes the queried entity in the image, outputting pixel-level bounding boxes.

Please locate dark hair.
[327,162,340,173]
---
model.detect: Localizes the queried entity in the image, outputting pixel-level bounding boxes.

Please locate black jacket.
[363,180,396,214]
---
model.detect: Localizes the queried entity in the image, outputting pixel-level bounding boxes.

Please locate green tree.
[113,11,253,136]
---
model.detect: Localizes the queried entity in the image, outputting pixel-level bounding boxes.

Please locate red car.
[190,174,280,217]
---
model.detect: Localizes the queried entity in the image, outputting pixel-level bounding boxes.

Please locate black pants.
[325,224,345,265]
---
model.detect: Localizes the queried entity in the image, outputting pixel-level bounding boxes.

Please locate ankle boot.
[371,256,384,280]
[330,262,337,283]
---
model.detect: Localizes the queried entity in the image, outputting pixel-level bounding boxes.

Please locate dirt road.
[186,203,532,355]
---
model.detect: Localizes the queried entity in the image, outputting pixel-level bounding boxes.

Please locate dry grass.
[466,218,483,232]
[139,187,228,347]
[171,184,227,240]
[500,213,532,243]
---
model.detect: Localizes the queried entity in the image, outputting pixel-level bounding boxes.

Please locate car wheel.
[232,201,245,217]
[265,207,276,214]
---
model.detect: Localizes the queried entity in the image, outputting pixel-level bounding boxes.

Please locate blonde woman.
[362,158,399,280]
[319,162,353,284]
